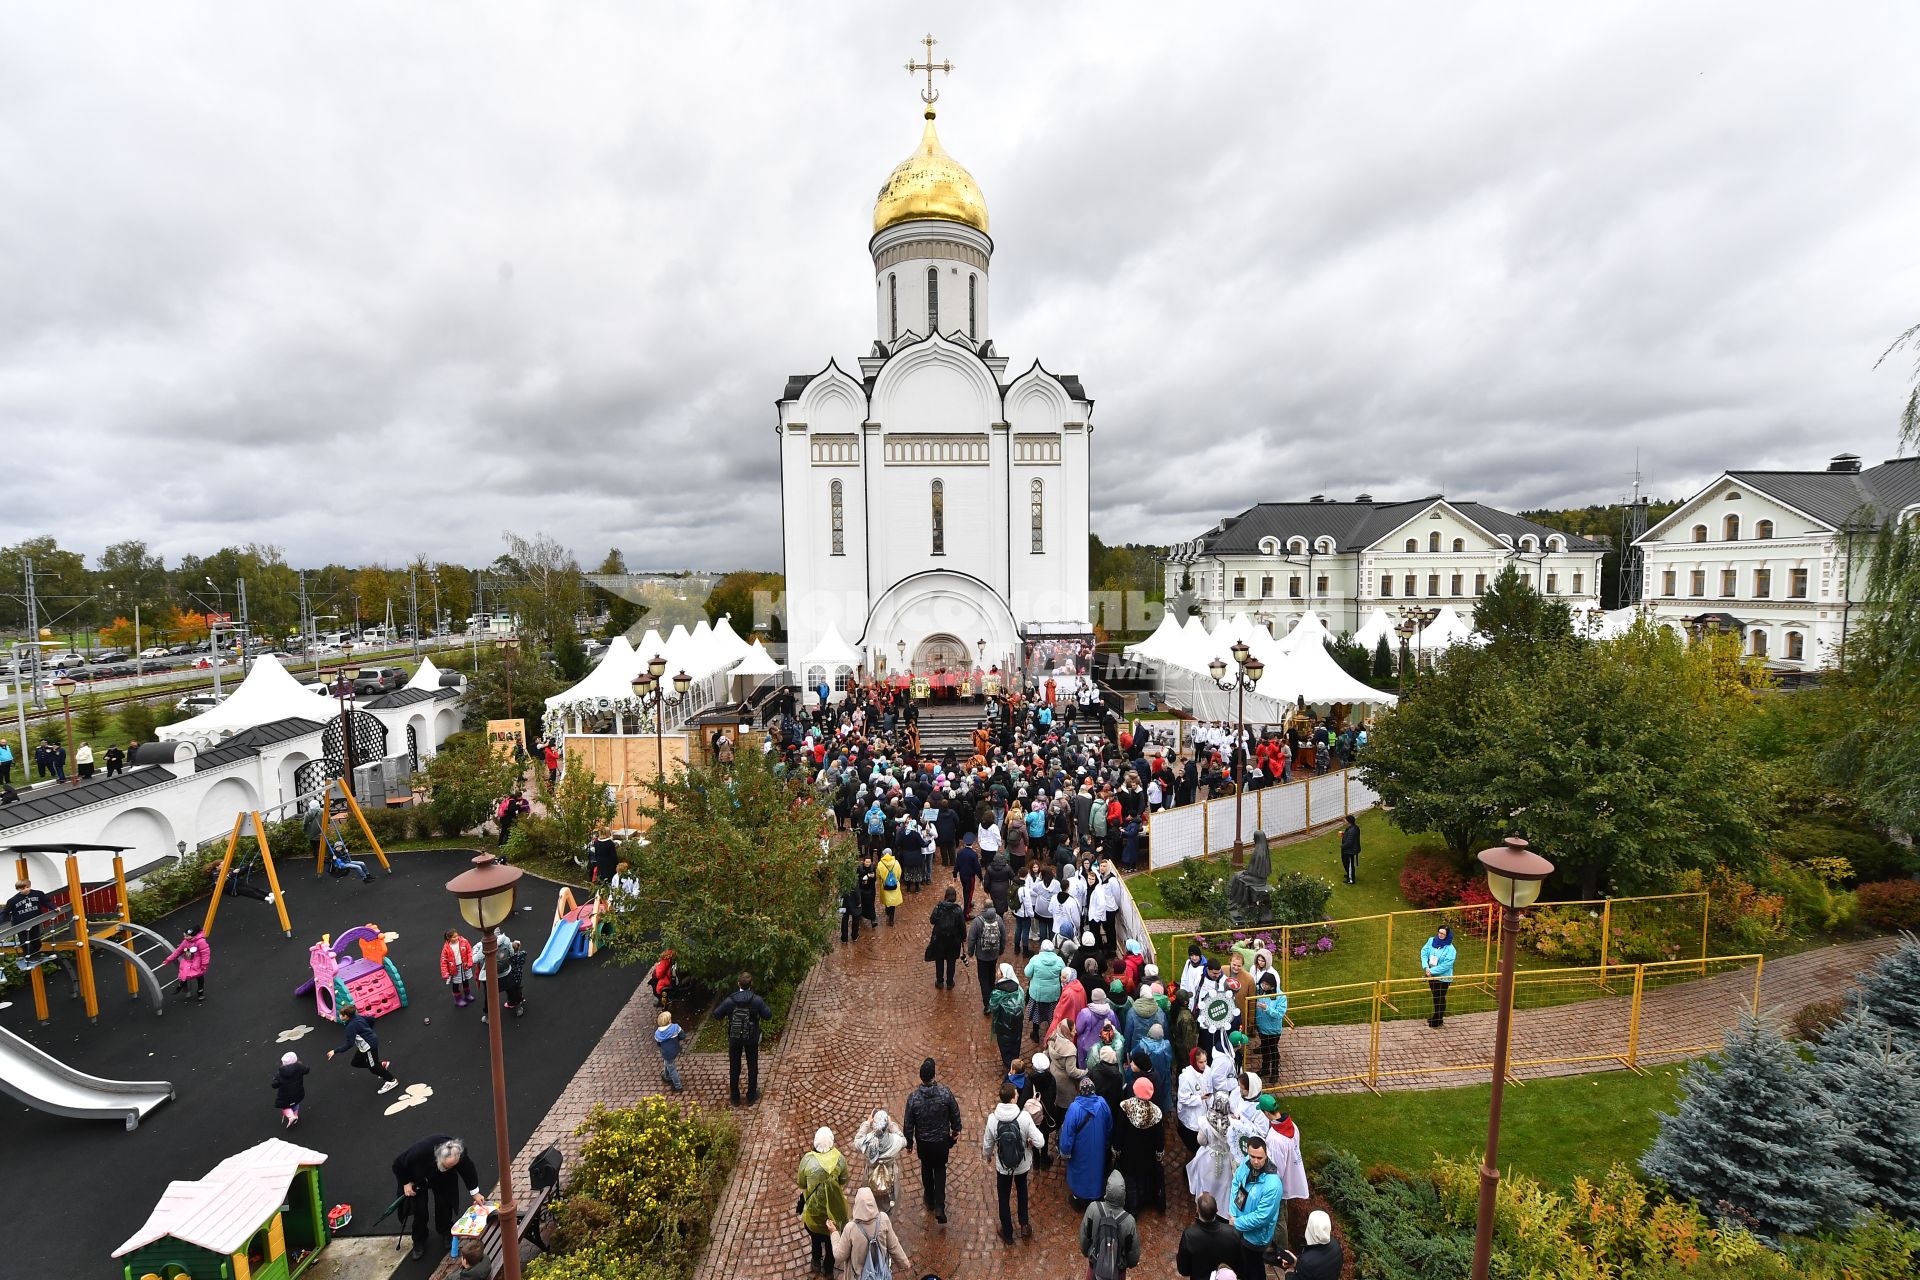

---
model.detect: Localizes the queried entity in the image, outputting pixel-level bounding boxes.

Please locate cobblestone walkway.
[495,924,1896,1280]
[1275,936,1899,1095]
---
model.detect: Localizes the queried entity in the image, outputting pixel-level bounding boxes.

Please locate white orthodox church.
[776,89,1092,694]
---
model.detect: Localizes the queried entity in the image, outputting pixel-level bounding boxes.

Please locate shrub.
[535,1097,738,1277]
[1518,905,1604,963]
[118,698,159,744]
[424,731,522,838]
[1769,813,1918,885]
[1159,860,1225,917]
[1270,869,1334,926]
[360,806,413,847]
[1858,880,1920,931]
[1789,997,1846,1042]
[1399,847,1472,909]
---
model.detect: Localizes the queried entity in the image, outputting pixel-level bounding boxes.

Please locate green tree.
[606,751,850,1002]
[0,536,89,632]
[547,761,616,849]
[74,692,107,739]
[1328,635,1371,684]
[118,698,158,746]
[96,539,170,621]
[1358,647,1507,856]
[424,732,523,837]
[553,626,590,682]
[1371,634,1393,680]
[1813,1005,1920,1222]
[498,530,586,642]
[702,570,783,635]
[464,648,565,745]
[1472,563,1575,654]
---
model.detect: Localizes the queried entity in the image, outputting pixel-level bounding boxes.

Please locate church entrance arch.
[911,633,969,673]
[862,570,1021,682]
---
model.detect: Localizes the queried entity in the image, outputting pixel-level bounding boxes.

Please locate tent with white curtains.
[797,622,861,703]
[1352,607,1397,652]
[158,655,330,744]
[1413,605,1477,655]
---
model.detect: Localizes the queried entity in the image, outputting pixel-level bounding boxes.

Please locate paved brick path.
[1274,936,1899,1095]
[483,920,1896,1280]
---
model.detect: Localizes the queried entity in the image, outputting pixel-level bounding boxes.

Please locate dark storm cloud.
[0,1,1914,571]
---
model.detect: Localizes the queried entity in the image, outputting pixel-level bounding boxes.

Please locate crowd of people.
[715,679,1354,1279]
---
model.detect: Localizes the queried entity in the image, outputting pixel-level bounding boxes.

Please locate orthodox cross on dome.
[905,33,953,107]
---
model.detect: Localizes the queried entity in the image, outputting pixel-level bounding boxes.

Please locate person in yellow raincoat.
[797,1126,851,1275]
[876,848,905,926]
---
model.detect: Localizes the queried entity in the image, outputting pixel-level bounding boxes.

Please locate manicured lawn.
[1288,1064,1687,1190]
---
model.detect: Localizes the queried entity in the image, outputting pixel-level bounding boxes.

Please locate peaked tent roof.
[547,636,640,711]
[1254,641,1399,707]
[799,621,862,669]
[404,655,444,691]
[1276,610,1334,654]
[1352,607,1397,650]
[730,639,783,677]
[157,655,334,743]
[1413,605,1477,653]
[113,1138,329,1257]
[709,615,755,665]
[1124,610,1184,664]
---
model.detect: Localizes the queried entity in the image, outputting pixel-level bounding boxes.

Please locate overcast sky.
[3,2,1916,571]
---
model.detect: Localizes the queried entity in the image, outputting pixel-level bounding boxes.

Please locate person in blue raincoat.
[1056,1076,1114,1209]
[1421,924,1457,1028]
[1252,951,1288,1079]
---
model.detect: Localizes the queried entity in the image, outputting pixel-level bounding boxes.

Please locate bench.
[464,1184,554,1277]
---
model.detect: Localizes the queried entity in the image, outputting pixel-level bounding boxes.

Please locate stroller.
[325,838,374,884]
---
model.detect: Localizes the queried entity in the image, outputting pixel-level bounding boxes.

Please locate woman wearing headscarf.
[1287,1209,1344,1279]
[924,886,966,990]
[1057,1076,1115,1210]
[1048,960,1089,1041]
[1088,1042,1126,1121]
[1184,1092,1238,1208]
[1251,948,1286,1081]
[1045,1024,1087,1119]
[1178,942,1209,1008]
[1176,1046,1213,1154]
[1113,1076,1167,1215]
[1421,924,1457,1027]
[796,1127,850,1276]
[828,1186,911,1279]
[852,1110,907,1211]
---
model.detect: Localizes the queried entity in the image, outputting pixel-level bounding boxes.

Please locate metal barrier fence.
[1166,892,1710,999]
[1234,953,1764,1094]
[1145,768,1380,867]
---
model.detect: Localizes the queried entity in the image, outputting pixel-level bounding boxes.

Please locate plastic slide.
[532,917,582,976]
[0,1024,173,1131]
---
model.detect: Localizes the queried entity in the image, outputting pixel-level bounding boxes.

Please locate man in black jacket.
[711,972,774,1105]
[902,1056,963,1223]
[1340,813,1361,885]
[1176,1192,1244,1279]
[391,1134,484,1260]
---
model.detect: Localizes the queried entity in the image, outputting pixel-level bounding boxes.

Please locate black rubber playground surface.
[0,848,636,1279]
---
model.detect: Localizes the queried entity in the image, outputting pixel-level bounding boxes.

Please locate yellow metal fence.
[1237,954,1764,1094]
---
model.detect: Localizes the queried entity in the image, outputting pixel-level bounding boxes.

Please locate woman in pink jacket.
[162,925,212,1002]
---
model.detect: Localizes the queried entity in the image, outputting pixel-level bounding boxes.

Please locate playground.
[0,846,634,1279]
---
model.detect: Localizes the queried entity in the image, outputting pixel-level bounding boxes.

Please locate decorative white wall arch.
[193,775,262,840]
[869,334,1000,432]
[97,806,176,867]
[862,569,1021,669]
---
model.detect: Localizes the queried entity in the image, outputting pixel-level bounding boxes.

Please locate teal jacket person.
[1421,926,1457,982]
[1230,1140,1284,1249]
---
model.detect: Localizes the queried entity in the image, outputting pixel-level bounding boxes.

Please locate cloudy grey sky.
[3,2,1916,571]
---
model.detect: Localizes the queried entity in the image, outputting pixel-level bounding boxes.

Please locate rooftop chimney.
[1308,494,1325,503]
[1354,493,1373,503]
[1828,453,1862,473]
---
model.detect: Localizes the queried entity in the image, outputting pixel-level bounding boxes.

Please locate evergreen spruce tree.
[1814,1005,1920,1223]
[1853,934,1920,1051]
[1371,634,1393,680]
[1641,1014,1863,1235]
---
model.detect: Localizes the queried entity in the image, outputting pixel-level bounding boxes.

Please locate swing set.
[201,778,391,939]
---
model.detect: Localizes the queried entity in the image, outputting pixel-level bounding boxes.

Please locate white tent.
[1413,605,1476,654]
[709,615,755,665]
[1123,610,1183,664]
[545,636,643,715]
[1276,610,1334,654]
[1352,607,1397,651]
[1254,640,1399,708]
[158,655,331,743]
[632,628,667,666]
[798,621,862,671]
[730,639,783,677]
[403,655,444,691]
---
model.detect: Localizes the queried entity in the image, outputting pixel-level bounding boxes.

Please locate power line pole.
[409,571,421,660]
[237,578,252,673]
[23,557,43,708]
[298,570,311,653]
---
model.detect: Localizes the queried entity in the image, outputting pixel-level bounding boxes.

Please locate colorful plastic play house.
[112,1139,331,1280]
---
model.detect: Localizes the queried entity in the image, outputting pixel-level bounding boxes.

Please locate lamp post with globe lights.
[1206,640,1265,865]
[53,675,77,783]
[445,853,526,1280]
[631,656,692,788]
[1469,835,1556,1280]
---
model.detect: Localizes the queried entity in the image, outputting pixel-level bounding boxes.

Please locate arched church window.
[889,273,897,341]
[927,267,939,334]
[1031,478,1044,552]
[969,274,977,341]
[931,479,945,555]
[829,480,844,556]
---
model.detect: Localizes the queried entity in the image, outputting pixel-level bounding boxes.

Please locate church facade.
[776,100,1092,691]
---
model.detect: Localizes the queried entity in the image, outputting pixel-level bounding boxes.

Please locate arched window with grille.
[1030,478,1044,552]
[1428,531,1441,553]
[1756,519,1774,540]
[1724,514,1740,541]
[1692,524,1708,543]
[888,273,897,341]
[926,267,939,334]
[930,479,945,555]
[1452,537,1464,553]
[1404,538,1417,553]
[969,274,977,341]
[829,480,844,556]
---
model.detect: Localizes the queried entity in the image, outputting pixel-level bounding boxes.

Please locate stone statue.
[1227,829,1274,924]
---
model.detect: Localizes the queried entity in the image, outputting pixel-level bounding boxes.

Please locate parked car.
[352,665,407,696]
[138,646,171,660]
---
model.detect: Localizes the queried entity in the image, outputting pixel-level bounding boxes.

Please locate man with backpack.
[901,1057,962,1224]
[966,903,1008,1015]
[981,1081,1044,1244]
[1079,1169,1142,1279]
[711,971,773,1106]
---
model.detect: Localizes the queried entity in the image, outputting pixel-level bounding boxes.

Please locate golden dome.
[873,109,988,235]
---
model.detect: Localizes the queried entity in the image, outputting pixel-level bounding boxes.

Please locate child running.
[325,1002,400,1094]
[272,1051,310,1128]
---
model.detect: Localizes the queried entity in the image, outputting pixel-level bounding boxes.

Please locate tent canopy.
[157,655,328,742]
[1276,610,1333,654]
[1352,607,1397,651]
[1414,605,1476,653]
[798,621,862,670]
[729,639,783,678]
[1123,610,1183,664]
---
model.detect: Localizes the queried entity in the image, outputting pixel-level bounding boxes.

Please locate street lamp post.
[630,656,691,787]
[1470,835,1556,1280]
[499,636,519,723]
[446,853,526,1280]
[53,675,77,784]
[331,666,361,797]
[1206,640,1266,865]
